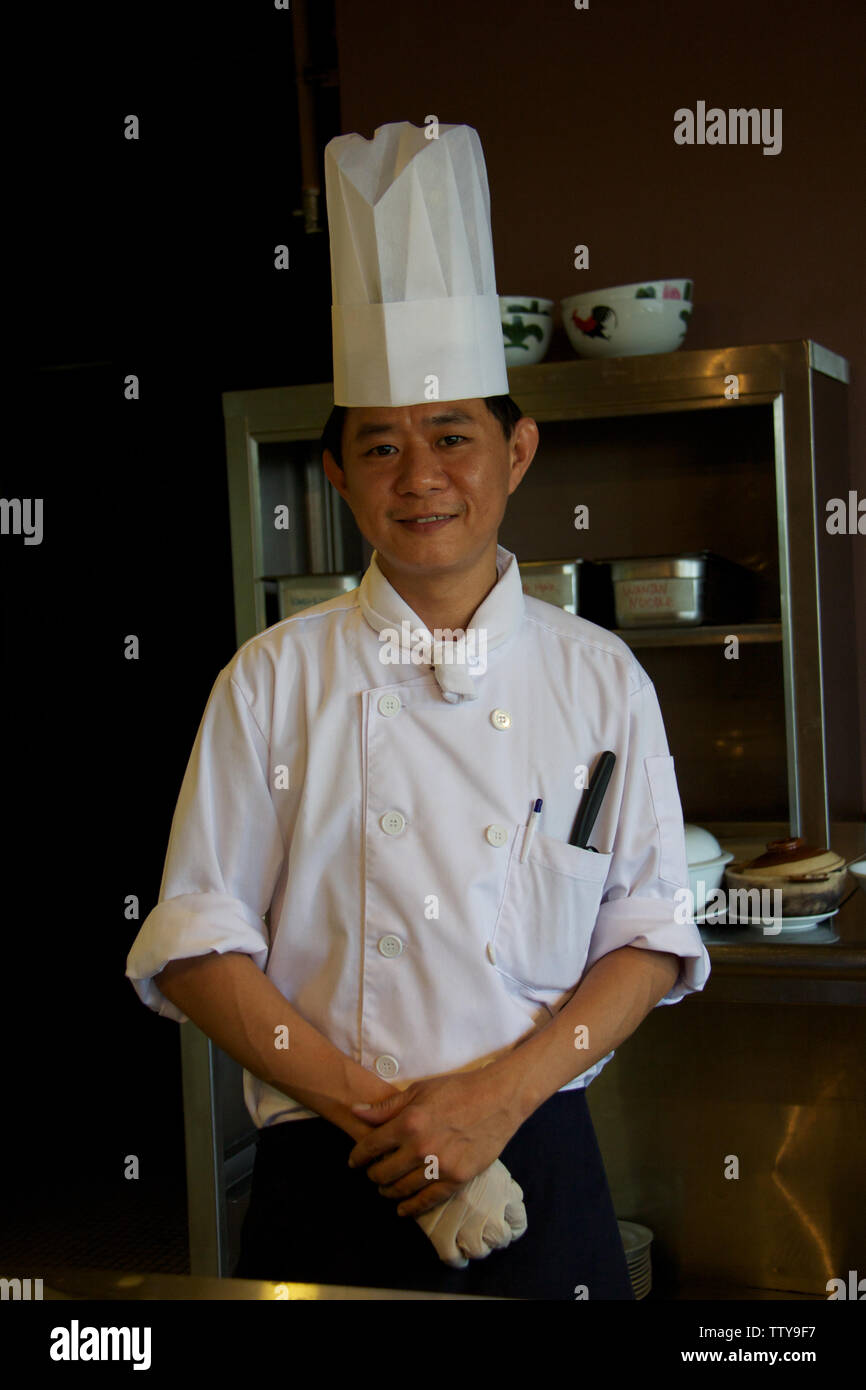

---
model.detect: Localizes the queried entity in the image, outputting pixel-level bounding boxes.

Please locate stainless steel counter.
[37,1267,827,1302]
[40,1267,509,1301]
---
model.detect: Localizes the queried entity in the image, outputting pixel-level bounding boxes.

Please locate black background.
[6,4,339,1214]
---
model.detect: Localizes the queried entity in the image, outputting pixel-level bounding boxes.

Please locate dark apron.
[233,1087,635,1300]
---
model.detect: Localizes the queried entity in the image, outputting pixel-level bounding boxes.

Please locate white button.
[485,824,509,847]
[378,934,403,958]
[486,942,497,964]
[375,1054,399,1079]
[380,810,406,836]
[378,693,402,717]
[490,708,511,729]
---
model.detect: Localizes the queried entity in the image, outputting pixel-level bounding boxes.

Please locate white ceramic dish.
[848,859,866,893]
[567,278,693,302]
[499,295,554,315]
[697,908,839,933]
[689,856,735,914]
[618,1220,653,1253]
[499,296,554,365]
[561,294,692,358]
[684,827,735,914]
[684,823,723,862]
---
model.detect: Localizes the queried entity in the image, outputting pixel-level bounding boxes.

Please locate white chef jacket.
[126,544,710,1128]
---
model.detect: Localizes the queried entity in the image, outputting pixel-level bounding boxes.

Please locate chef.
[126,120,711,1300]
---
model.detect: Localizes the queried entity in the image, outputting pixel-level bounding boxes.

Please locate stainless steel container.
[518,559,581,614]
[610,554,706,627]
[278,572,362,618]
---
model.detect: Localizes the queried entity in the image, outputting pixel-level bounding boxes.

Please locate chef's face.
[322,399,538,580]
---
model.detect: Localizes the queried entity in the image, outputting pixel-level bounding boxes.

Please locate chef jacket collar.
[357,544,525,703]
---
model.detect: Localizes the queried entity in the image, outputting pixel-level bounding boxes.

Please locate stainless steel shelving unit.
[179,338,858,1277]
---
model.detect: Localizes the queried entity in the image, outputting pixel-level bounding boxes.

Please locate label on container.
[521,573,578,613]
[615,576,700,624]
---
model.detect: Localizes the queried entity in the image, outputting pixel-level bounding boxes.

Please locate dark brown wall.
[334,0,865,811]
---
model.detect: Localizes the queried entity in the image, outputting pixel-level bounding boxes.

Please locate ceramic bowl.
[724,835,849,917]
[848,859,866,894]
[682,825,734,915]
[561,294,692,358]
[724,862,849,917]
[499,296,554,366]
[690,856,735,915]
[684,823,723,862]
[571,278,694,303]
[724,865,848,917]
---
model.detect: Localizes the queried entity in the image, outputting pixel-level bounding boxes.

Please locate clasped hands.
[346,1068,528,1268]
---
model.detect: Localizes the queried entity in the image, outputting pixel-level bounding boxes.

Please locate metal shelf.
[612,621,782,648]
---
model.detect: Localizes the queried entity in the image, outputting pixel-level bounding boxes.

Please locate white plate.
[698,909,838,933]
[618,1220,653,1253]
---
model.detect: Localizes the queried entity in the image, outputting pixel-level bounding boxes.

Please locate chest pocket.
[490,828,612,993]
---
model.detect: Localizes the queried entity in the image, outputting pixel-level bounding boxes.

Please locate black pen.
[569,751,617,850]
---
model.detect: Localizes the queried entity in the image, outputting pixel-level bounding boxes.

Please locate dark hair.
[320,395,524,469]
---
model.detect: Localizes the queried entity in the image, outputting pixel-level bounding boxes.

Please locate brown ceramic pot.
[725,837,848,916]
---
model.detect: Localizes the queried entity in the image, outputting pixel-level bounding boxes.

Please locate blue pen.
[520,798,543,862]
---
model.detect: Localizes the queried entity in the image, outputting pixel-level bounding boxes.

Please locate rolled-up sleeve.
[126,666,285,1022]
[583,674,711,1004]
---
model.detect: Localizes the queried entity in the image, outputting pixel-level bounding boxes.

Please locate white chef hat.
[324,120,509,407]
